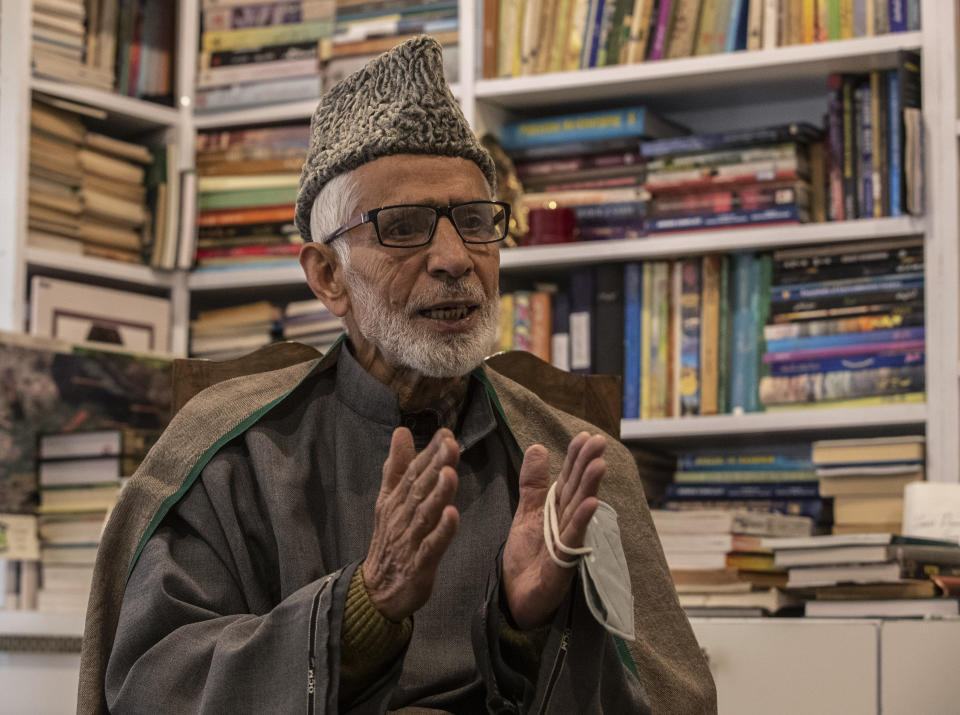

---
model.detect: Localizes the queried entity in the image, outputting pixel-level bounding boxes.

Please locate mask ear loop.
[544,481,593,569]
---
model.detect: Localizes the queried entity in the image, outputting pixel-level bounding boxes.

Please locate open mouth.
[419,304,477,321]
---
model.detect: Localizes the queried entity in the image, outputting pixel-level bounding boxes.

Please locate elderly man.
[79,37,715,714]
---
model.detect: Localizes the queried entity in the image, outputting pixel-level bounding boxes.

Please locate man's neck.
[350,340,470,413]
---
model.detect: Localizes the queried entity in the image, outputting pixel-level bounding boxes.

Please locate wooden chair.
[172,342,621,438]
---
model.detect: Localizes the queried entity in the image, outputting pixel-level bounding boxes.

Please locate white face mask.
[343,263,499,378]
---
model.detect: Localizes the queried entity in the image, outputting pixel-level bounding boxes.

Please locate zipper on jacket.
[307,578,329,715]
[537,627,570,715]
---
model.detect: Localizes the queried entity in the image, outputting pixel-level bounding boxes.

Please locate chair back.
[172,343,621,439]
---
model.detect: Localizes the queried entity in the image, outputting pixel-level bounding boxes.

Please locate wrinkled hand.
[502,432,606,630]
[362,427,460,622]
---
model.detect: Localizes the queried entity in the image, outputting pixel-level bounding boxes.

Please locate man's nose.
[426,216,472,278]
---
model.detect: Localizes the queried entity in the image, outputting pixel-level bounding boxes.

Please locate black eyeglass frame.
[317,200,512,248]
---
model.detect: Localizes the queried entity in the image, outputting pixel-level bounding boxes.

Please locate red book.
[197,204,296,227]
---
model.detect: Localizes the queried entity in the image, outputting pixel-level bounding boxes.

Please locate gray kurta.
[105,346,649,713]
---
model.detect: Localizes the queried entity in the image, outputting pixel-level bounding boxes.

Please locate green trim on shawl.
[125,336,346,582]
[473,365,640,681]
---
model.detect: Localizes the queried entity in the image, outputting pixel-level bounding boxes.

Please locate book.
[651,509,814,537]
[775,541,960,569]
[762,532,952,551]
[674,470,817,483]
[901,482,960,544]
[658,532,769,553]
[804,599,960,618]
[500,106,687,150]
[622,263,642,419]
[812,436,925,465]
[569,268,593,374]
[679,587,799,614]
[666,482,820,500]
[786,560,960,588]
[593,264,624,377]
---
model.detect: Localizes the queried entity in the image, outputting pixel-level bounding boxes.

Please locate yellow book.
[511,0,527,76]
[841,0,854,38]
[764,392,925,411]
[201,21,331,53]
[699,255,721,415]
[498,293,515,351]
[550,0,574,72]
[627,0,657,62]
[801,0,816,43]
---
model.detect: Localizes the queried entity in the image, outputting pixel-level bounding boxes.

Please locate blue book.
[640,122,820,159]
[500,105,684,150]
[888,70,902,216]
[588,0,608,67]
[650,205,803,233]
[768,351,925,376]
[677,444,813,471]
[660,499,827,521]
[579,0,600,68]
[856,81,874,218]
[623,263,642,419]
[725,0,748,52]
[770,275,924,302]
[888,0,908,31]
[573,201,647,226]
[666,482,821,500]
[766,327,925,354]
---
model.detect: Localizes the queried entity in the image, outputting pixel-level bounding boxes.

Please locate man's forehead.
[352,154,492,207]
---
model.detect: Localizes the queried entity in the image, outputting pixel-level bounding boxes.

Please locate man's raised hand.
[362,427,460,622]
[502,432,607,630]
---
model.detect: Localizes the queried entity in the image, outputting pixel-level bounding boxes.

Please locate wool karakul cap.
[295,35,497,242]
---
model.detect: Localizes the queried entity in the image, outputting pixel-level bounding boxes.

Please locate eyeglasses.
[318,201,511,248]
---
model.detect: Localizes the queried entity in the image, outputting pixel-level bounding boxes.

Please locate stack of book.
[282,299,344,354]
[28,100,158,265]
[759,239,925,410]
[503,106,686,244]
[35,428,158,612]
[642,123,821,233]
[825,52,923,221]
[0,514,41,611]
[481,0,920,78]
[196,0,332,111]
[31,0,111,91]
[194,125,308,272]
[813,435,925,535]
[32,0,174,101]
[653,508,813,617]
[660,444,825,524]
[190,300,282,359]
[763,532,960,618]
[325,1,459,87]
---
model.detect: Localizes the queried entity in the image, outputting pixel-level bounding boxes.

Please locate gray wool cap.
[295,35,497,242]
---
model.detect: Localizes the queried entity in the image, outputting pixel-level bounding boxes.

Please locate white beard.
[343,265,499,378]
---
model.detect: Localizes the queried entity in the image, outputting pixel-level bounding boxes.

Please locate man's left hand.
[501,432,607,631]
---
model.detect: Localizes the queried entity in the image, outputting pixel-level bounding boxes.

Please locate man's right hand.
[362,427,460,622]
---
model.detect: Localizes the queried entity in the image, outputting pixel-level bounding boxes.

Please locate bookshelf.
[1,2,960,710]
[1,0,958,476]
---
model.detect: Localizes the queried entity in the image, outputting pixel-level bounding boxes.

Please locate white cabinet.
[880,620,960,715]
[690,618,880,715]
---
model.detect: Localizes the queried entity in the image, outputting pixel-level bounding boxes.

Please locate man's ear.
[299,243,350,318]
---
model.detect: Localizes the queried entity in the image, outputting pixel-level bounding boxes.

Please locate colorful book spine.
[888,69,902,216]
[771,276,924,302]
[529,291,552,362]
[759,365,926,404]
[888,0,907,31]
[763,339,926,363]
[700,254,721,415]
[841,75,860,219]
[717,254,731,414]
[623,263,642,419]
[498,293,514,351]
[768,350,925,376]
[501,106,674,149]
[766,326,925,353]
[660,498,827,520]
[827,74,846,220]
[594,264,625,377]
[665,481,821,500]
[679,259,702,416]
[655,261,671,416]
[855,80,875,218]
[648,0,675,60]
[730,252,757,413]
[649,205,805,233]
[640,122,820,158]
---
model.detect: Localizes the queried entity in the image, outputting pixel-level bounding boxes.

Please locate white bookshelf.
[621,404,927,443]
[24,247,177,289]
[474,32,923,110]
[30,77,181,128]
[0,611,84,638]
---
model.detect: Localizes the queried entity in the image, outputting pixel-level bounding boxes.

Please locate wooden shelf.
[621,403,927,443]
[475,33,922,111]
[25,247,176,290]
[499,216,924,272]
[193,82,462,129]
[0,611,84,638]
[30,77,180,130]
[188,262,304,290]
